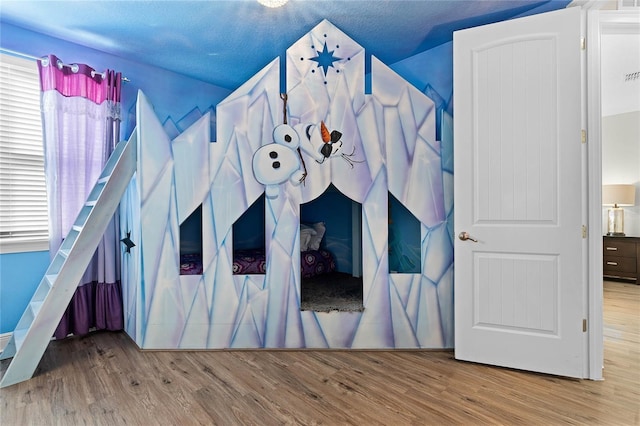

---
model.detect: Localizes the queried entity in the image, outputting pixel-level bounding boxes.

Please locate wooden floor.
[1,281,638,425]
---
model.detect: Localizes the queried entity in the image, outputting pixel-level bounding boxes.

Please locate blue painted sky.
[0,0,571,90]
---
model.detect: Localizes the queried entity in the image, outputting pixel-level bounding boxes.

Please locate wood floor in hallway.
[1,281,638,425]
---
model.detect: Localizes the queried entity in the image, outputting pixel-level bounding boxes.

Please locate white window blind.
[618,0,640,8]
[0,53,49,253]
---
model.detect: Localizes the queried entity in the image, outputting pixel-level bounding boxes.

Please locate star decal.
[310,42,341,76]
[121,231,136,253]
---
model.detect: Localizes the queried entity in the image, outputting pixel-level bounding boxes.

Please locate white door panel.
[454,7,585,378]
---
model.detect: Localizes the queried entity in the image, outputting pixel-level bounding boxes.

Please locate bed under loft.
[119,19,454,350]
[178,193,344,279]
[177,184,365,312]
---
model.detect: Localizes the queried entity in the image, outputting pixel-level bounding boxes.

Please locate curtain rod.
[1,48,131,83]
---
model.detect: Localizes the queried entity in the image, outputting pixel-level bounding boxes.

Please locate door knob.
[458,232,478,242]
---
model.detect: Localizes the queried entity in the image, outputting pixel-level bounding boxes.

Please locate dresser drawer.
[603,256,636,274]
[603,236,639,283]
[603,241,635,257]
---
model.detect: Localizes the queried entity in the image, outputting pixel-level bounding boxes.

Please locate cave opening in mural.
[179,204,203,275]
[232,194,266,275]
[388,192,421,274]
[299,184,363,312]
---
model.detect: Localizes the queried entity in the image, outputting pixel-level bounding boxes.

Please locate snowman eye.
[273,124,300,148]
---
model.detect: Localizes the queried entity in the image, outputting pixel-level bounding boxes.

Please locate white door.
[453,7,586,378]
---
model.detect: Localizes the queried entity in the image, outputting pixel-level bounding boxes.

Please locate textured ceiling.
[0,0,571,90]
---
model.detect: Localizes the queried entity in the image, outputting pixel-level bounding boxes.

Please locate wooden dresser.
[603,236,640,283]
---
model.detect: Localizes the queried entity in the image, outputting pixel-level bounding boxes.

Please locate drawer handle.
[606,261,618,266]
[605,247,618,251]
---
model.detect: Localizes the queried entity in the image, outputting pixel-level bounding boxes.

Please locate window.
[232,194,265,275]
[388,193,421,273]
[0,53,48,253]
[180,205,203,275]
[233,194,265,252]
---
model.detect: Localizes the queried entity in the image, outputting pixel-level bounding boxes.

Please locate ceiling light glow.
[257,0,288,8]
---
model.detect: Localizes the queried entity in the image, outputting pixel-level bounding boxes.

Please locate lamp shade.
[603,184,636,206]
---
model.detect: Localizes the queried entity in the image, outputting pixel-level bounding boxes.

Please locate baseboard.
[0,332,11,352]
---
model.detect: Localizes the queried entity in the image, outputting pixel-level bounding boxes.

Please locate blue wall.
[0,23,232,333]
[0,251,49,334]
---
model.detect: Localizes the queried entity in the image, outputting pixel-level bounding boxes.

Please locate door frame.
[585,7,640,380]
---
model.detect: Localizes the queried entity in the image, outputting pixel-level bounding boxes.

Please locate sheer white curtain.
[38,54,123,337]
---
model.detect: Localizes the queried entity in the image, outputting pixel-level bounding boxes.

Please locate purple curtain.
[38,54,123,338]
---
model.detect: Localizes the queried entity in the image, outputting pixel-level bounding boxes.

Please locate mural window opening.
[388,193,421,274]
[232,194,266,275]
[299,184,363,312]
[179,204,203,275]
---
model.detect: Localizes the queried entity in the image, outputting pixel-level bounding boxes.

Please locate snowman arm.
[289,169,306,186]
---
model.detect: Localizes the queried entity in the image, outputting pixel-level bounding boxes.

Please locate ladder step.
[97,176,110,184]
[32,280,52,302]
[45,274,58,287]
[72,225,83,232]
[30,301,43,317]
[0,336,16,360]
[85,200,97,207]
[13,329,28,352]
[74,205,93,227]
[15,304,35,331]
[86,182,106,203]
[98,140,126,178]
[46,254,66,276]
[59,229,80,253]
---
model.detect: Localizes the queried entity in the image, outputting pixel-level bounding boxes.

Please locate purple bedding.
[299,249,336,278]
[180,249,336,277]
[179,253,203,275]
[232,248,268,274]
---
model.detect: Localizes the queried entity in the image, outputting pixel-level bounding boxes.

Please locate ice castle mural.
[120,20,454,349]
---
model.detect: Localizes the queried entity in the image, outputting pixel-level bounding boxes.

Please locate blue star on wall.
[310,42,341,76]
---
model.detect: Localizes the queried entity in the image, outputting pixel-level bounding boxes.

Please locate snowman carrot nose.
[321,121,331,143]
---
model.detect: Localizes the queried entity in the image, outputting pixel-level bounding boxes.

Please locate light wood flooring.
[1,281,638,425]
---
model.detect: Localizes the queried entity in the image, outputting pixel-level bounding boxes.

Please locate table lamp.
[603,184,636,236]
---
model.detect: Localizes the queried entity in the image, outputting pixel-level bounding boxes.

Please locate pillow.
[300,225,316,251]
[308,222,326,251]
[300,231,312,251]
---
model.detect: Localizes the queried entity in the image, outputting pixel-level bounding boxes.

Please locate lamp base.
[606,232,626,237]
[607,207,625,236]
